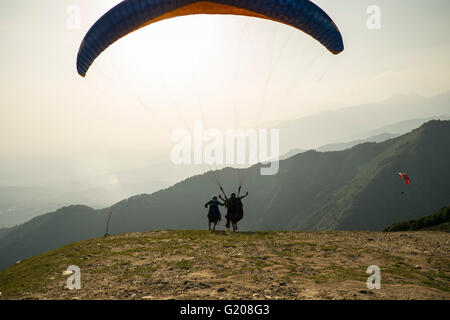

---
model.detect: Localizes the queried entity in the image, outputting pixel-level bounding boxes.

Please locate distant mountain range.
[341,116,450,142]
[3,114,444,229]
[0,180,172,228]
[2,92,448,228]
[276,91,450,153]
[275,116,450,158]
[317,133,400,152]
[0,120,449,270]
[282,115,450,154]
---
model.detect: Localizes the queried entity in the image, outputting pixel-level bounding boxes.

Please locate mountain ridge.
[0,120,449,270]
[276,92,450,152]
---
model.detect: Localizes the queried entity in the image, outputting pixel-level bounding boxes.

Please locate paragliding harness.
[219,186,245,229]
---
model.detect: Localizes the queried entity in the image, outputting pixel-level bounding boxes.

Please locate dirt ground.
[0,230,449,300]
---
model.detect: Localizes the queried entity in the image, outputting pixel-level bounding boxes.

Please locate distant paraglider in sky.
[76,0,344,77]
[398,172,411,185]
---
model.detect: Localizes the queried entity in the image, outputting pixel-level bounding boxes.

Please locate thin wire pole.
[104,213,112,237]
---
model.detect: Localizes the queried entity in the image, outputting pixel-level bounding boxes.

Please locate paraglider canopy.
[77,0,344,77]
[398,172,410,185]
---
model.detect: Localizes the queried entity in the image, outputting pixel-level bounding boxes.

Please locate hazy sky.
[1,0,449,186]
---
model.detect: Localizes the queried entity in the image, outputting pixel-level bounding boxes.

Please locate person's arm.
[219,196,228,207]
[239,192,249,199]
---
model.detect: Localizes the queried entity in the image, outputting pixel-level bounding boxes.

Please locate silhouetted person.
[205,196,224,231]
[223,192,248,231]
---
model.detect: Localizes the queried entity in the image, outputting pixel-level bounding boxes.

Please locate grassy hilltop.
[0,230,448,300]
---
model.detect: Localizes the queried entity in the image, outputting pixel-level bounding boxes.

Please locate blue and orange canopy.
[77,0,344,77]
